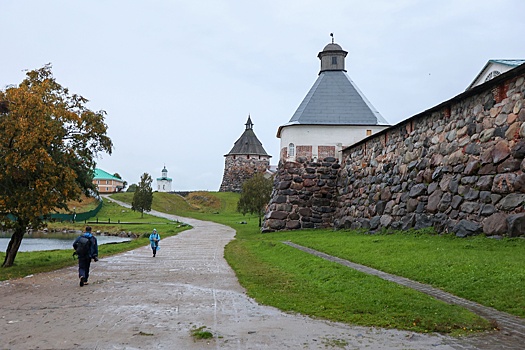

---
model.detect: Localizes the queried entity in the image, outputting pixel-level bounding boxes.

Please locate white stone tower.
[277,36,389,163]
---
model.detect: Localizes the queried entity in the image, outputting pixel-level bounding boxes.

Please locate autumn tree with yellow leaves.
[0,65,113,267]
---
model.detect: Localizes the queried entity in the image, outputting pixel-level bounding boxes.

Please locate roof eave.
[277,121,390,137]
[225,153,272,157]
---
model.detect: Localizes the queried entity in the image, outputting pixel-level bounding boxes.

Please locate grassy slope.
[50,194,100,214]
[112,191,246,227]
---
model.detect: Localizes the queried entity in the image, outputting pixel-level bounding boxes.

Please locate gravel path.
[0,199,482,349]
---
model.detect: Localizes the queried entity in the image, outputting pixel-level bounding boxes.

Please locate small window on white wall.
[289,143,295,157]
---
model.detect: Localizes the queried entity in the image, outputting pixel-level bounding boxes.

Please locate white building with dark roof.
[278,39,390,163]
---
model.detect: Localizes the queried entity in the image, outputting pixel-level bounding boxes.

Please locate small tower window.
[331,56,337,65]
[289,143,295,157]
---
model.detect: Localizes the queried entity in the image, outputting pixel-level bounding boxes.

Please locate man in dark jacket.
[73,226,98,287]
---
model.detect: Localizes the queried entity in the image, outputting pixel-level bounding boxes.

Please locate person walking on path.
[73,226,98,287]
[149,228,160,257]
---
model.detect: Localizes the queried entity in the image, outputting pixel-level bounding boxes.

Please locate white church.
[277,38,390,163]
[156,166,172,192]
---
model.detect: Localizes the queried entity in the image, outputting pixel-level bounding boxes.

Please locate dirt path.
[0,201,478,349]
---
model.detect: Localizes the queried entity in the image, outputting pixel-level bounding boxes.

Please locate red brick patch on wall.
[318,146,335,159]
[296,145,312,159]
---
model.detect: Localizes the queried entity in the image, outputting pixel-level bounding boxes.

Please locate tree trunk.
[2,223,26,267]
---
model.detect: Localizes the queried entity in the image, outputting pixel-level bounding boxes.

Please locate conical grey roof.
[286,70,388,126]
[225,117,270,157]
[278,41,388,136]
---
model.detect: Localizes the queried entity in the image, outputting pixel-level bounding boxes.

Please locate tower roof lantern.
[245,115,254,130]
[318,34,348,73]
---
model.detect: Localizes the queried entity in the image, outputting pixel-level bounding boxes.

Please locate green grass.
[110,192,498,334]
[112,191,247,227]
[285,229,525,318]
[48,198,188,234]
[4,191,524,336]
[225,224,492,335]
[190,326,214,340]
[0,199,189,281]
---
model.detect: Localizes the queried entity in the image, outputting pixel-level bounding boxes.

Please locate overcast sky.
[2,0,525,191]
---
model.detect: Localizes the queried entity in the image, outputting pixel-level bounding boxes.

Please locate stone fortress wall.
[262,157,340,231]
[262,64,525,237]
[219,155,270,193]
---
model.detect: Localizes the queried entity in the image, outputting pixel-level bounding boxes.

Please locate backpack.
[74,236,91,257]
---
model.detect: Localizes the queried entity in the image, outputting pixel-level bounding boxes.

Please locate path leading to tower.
[0,198,510,349]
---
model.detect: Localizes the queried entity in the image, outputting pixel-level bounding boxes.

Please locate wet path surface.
[0,198,516,349]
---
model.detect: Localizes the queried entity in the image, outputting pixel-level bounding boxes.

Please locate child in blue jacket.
[149,228,160,257]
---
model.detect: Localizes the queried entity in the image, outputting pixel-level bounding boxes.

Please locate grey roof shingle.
[285,70,388,126]
[226,118,270,157]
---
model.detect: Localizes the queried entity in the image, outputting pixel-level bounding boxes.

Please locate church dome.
[322,43,343,52]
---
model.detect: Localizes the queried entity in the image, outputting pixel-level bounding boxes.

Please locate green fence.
[48,200,103,222]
